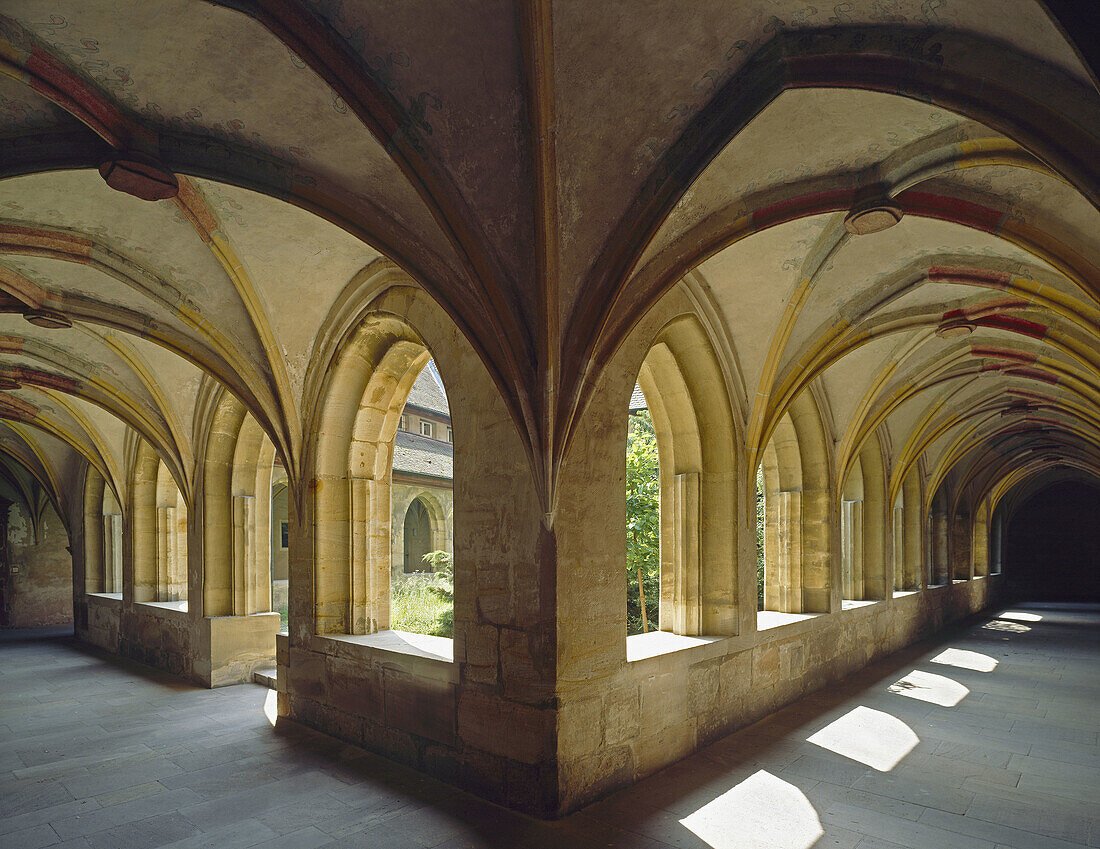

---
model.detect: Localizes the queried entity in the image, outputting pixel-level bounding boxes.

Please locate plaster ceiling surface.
[640,90,972,269]
[0,314,144,385]
[0,171,234,308]
[190,178,380,401]
[552,0,1087,296]
[819,332,908,439]
[115,332,204,434]
[782,217,1060,360]
[925,167,1100,271]
[884,281,999,316]
[697,214,834,393]
[300,0,534,286]
[3,2,458,269]
[0,73,74,135]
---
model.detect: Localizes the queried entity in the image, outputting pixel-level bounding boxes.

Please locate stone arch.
[840,456,865,602]
[101,481,123,595]
[842,436,888,602]
[130,442,160,603]
[392,488,450,577]
[759,389,831,615]
[972,499,990,578]
[203,390,277,617]
[929,483,951,587]
[82,467,105,595]
[760,411,803,614]
[402,497,434,574]
[307,283,491,640]
[634,314,738,636]
[155,459,188,603]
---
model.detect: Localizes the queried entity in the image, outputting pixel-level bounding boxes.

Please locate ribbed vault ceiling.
[0,0,1095,525]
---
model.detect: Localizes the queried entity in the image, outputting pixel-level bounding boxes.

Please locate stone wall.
[556,579,1000,811]
[2,499,72,628]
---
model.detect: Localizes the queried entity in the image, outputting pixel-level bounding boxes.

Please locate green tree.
[626,410,660,634]
[423,550,454,637]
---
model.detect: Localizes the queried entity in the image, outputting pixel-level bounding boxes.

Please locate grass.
[273,576,453,637]
[390,579,453,637]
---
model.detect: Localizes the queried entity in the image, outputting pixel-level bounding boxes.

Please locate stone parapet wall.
[557,577,1001,812]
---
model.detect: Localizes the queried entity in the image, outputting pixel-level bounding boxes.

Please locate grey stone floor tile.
[918,808,1087,849]
[82,812,202,849]
[3,605,1098,849]
[49,788,205,841]
[0,797,100,837]
[158,818,277,849]
[823,802,998,849]
[247,825,334,849]
[2,822,63,849]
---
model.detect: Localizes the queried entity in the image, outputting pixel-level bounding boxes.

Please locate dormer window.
[420,420,433,438]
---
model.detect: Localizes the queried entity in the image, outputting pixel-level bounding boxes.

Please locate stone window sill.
[314,630,456,683]
[135,600,189,619]
[86,592,123,605]
[626,631,723,664]
[840,599,880,611]
[756,610,820,632]
[892,590,920,599]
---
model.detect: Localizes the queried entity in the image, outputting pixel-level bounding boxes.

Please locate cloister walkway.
[2,604,1097,849]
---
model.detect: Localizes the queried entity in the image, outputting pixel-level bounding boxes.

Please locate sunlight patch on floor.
[930,647,998,672]
[888,669,969,707]
[679,770,823,849]
[982,620,1031,633]
[806,706,919,771]
[999,610,1043,622]
[264,688,278,726]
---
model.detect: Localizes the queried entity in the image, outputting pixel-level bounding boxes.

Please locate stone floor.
[2,604,1098,849]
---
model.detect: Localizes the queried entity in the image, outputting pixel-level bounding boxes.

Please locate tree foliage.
[626,410,660,634]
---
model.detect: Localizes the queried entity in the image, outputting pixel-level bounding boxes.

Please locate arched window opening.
[952,506,972,582]
[929,486,950,587]
[989,504,1004,575]
[626,385,659,635]
[624,318,738,647]
[758,412,805,622]
[155,460,188,603]
[203,395,277,619]
[840,458,865,604]
[82,468,119,597]
[102,483,122,595]
[840,440,887,608]
[897,470,923,592]
[271,467,289,630]
[972,501,990,577]
[892,492,905,594]
[388,360,454,637]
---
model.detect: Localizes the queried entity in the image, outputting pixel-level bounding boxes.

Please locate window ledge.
[756,610,821,632]
[135,600,189,619]
[626,631,723,663]
[314,630,456,683]
[892,590,920,599]
[86,592,123,603]
[841,599,880,611]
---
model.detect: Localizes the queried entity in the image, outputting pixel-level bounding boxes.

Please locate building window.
[420,420,433,438]
[399,414,407,431]
[446,426,453,443]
